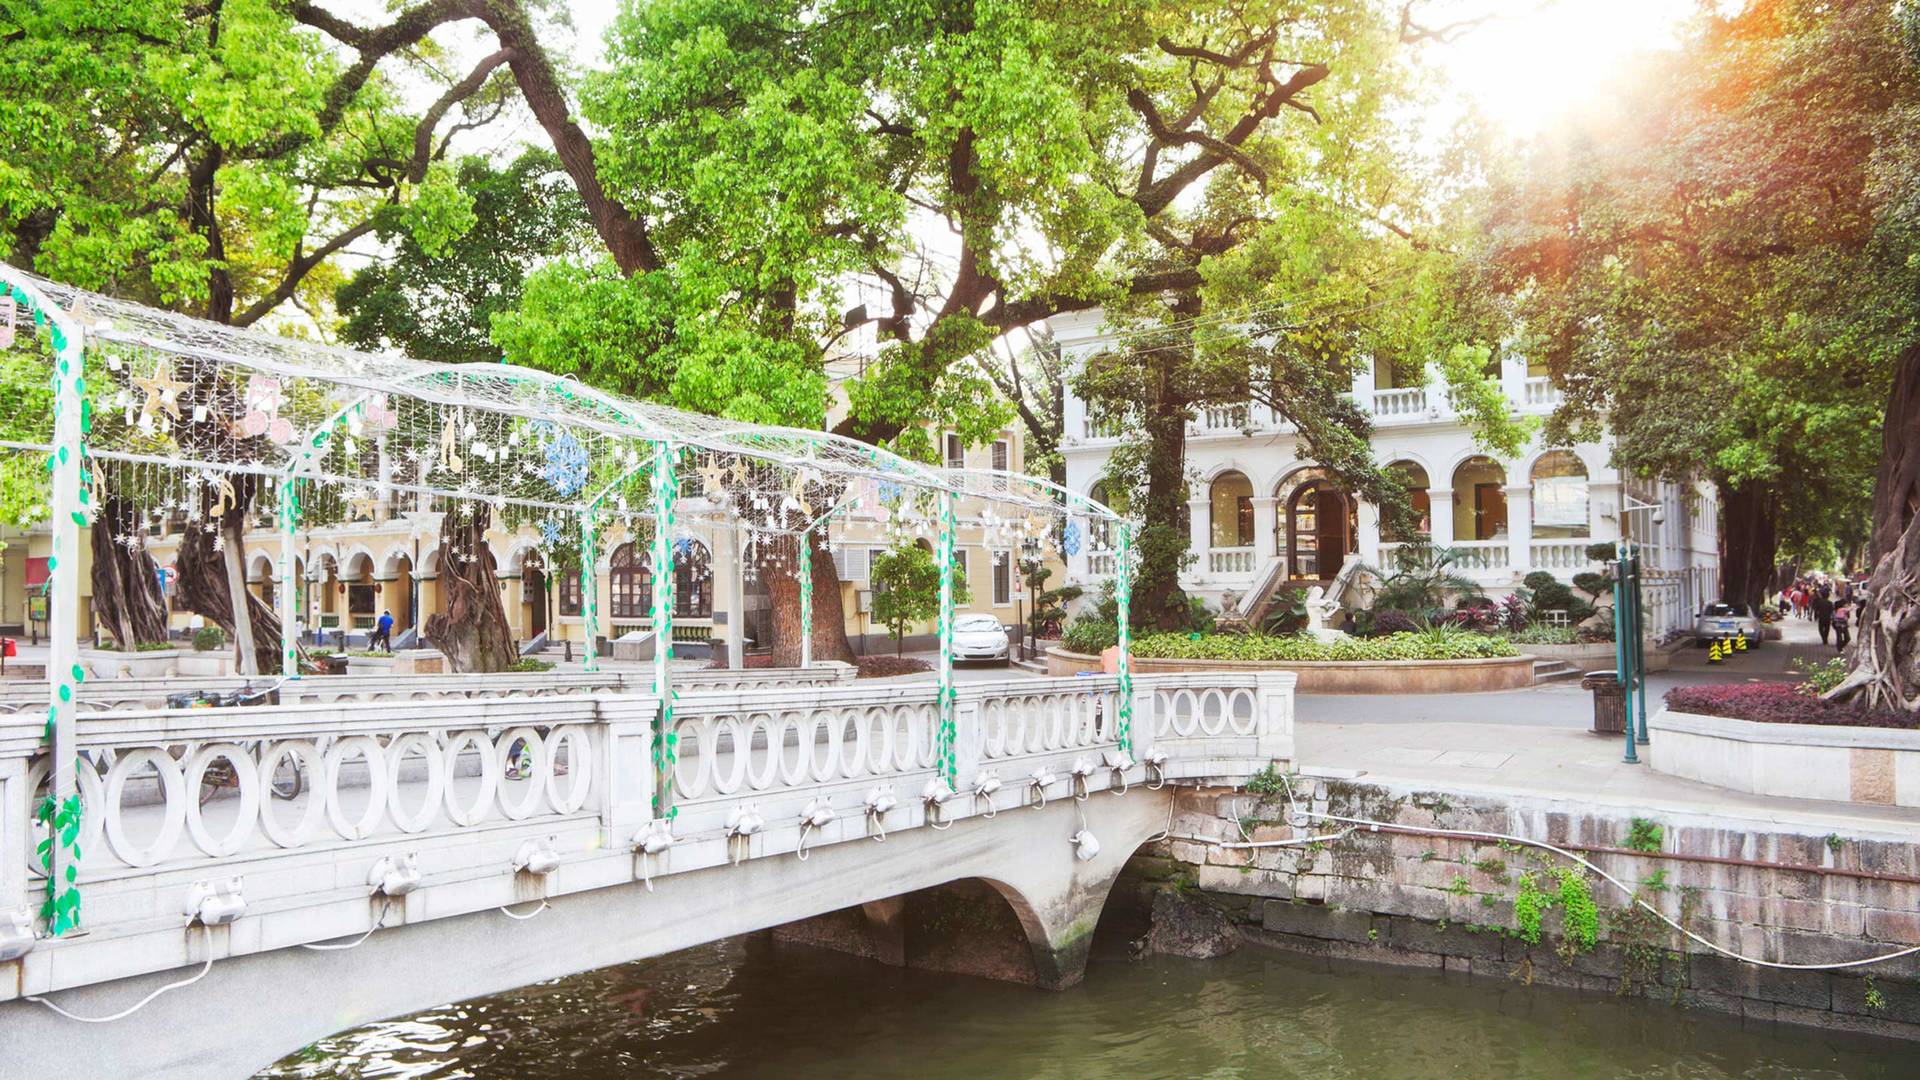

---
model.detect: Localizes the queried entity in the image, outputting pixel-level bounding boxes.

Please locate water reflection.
[263,937,1904,1079]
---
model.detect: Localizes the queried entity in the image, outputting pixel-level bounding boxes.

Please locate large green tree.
[1476,0,1919,707]
[1,0,518,667]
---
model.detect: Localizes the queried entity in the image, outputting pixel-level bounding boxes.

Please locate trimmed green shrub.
[507,658,555,673]
[192,626,227,652]
[1131,628,1517,662]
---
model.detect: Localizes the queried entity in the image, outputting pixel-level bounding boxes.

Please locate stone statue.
[1303,585,1347,643]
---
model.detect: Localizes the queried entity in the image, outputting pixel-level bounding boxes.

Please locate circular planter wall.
[1044,646,1535,694]
[1649,707,1920,807]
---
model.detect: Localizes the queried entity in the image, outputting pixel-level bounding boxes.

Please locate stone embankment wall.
[1126,781,1920,1041]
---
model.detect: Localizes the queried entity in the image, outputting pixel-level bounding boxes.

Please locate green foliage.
[1243,764,1285,796]
[1555,869,1600,957]
[506,658,555,673]
[1865,975,1887,1012]
[1793,656,1850,696]
[1131,628,1517,663]
[1363,543,1486,616]
[1625,818,1664,855]
[1641,869,1670,894]
[191,626,226,653]
[1505,625,1577,645]
[1512,871,1551,946]
[0,0,507,324]
[338,152,589,364]
[868,542,969,653]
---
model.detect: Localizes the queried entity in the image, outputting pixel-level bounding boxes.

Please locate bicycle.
[176,680,305,806]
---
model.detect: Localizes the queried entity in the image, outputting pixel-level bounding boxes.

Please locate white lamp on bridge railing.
[1069,757,1098,801]
[795,798,836,860]
[863,786,898,841]
[1027,766,1058,809]
[368,853,422,897]
[0,908,35,962]
[183,877,247,927]
[511,837,562,877]
[970,770,1002,818]
[635,819,677,891]
[1102,749,1136,795]
[921,777,957,829]
[1142,747,1169,790]
[726,805,765,865]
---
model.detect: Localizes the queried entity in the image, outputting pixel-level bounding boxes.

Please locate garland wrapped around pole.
[580,508,600,674]
[935,489,957,786]
[7,270,87,935]
[650,442,680,818]
[798,529,813,669]
[278,475,300,678]
[1114,520,1134,756]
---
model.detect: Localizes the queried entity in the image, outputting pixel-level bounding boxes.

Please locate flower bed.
[1664,683,1917,731]
[856,655,931,679]
[1651,691,1920,806]
[1132,630,1517,663]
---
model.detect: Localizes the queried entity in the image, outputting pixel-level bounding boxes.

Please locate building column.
[1428,488,1455,548]
[1186,496,1210,578]
[720,525,744,670]
[1251,496,1279,566]
[1504,484,1533,577]
[1356,498,1382,568]
[1350,355,1375,406]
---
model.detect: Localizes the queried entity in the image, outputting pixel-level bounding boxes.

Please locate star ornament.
[347,489,382,522]
[696,456,728,495]
[134,359,187,422]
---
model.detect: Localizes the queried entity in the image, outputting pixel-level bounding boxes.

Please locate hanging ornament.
[539,429,587,496]
[696,455,728,494]
[347,489,381,522]
[437,417,464,475]
[133,358,187,424]
[1063,519,1083,557]
[209,475,239,518]
[364,393,398,433]
[240,375,296,443]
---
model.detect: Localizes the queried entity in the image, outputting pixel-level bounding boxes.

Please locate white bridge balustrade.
[0,665,856,714]
[0,673,1290,1028]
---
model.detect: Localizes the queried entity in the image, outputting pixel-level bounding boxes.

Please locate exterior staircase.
[1531,658,1582,685]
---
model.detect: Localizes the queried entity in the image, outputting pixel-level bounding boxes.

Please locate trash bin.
[1581,670,1626,735]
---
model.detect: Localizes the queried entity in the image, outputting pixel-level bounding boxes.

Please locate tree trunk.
[177,516,286,674]
[221,512,259,674]
[1133,350,1193,631]
[422,503,516,673]
[1827,341,1920,712]
[765,532,856,667]
[1717,477,1777,612]
[88,497,169,648]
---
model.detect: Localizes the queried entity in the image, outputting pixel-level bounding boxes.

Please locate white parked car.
[951,614,1011,665]
[1694,602,1761,647]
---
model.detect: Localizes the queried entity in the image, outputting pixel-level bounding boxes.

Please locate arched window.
[1278,469,1356,581]
[1209,470,1254,547]
[609,542,651,619]
[558,564,582,616]
[1451,456,1509,541]
[1386,461,1431,537]
[1088,481,1117,550]
[675,539,713,618]
[1530,451,1591,539]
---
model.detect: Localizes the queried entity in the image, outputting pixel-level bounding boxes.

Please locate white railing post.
[594,694,658,847]
[1254,671,1297,766]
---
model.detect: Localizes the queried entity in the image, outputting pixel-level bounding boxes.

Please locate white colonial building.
[1050,310,1722,637]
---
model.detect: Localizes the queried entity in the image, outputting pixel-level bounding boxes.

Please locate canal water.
[261,934,1906,1079]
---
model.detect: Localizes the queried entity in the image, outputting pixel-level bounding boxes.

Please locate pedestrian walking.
[1812,587,1833,645]
[373,609,394,653]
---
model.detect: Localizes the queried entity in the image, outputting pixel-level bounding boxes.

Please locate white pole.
[650,442,678,818]
[798,530,813,669]
[936,490,956,786]
[279,476,299,677]
[9,270,86,934]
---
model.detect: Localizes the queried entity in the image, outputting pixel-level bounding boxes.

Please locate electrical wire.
[28,925,216,1023]
[1262,774,1920,973]
[299,897,392,951]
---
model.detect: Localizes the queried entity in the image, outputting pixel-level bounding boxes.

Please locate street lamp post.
[1614,493,1665,762]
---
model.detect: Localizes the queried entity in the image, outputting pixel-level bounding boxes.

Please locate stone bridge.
[0,671,1291,1079]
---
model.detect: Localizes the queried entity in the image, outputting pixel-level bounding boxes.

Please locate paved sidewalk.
[1289,615,1920,837]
